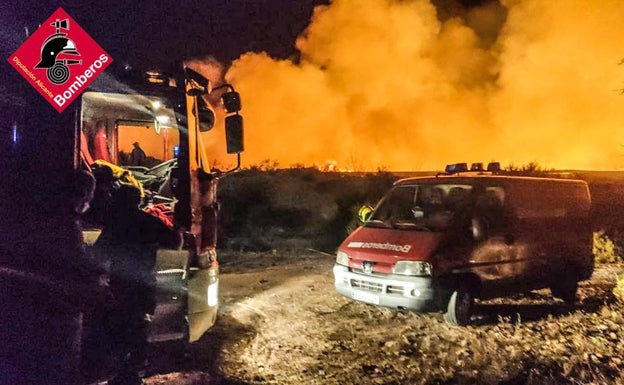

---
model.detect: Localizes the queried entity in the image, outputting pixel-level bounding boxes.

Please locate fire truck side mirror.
[185,67,209,96]
[225,114,244,154]
[196,96,215,132]
[222,91,241,113]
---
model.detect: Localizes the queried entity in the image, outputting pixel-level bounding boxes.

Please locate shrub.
[593,231,623,264]
[218,172,274,240]
[253,159,280,172]
[504,162,553,177]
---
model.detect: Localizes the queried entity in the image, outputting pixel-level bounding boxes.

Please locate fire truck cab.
[78,65,244,343]
[1,62,244,346]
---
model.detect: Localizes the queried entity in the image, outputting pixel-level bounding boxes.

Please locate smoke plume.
[214,0,624,171]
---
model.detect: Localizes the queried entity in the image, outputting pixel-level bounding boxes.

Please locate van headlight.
[336,251,349,266]
[392,261,432,276]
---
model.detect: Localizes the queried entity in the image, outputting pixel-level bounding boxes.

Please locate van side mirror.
[471,216,488,242]
[358,205,373,223]
[225,114,244,154]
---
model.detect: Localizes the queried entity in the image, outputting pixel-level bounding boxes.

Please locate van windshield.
[367,184,477,231]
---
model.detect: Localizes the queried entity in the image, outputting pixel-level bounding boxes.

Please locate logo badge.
[7,7,112,112]
[362,261,375,274]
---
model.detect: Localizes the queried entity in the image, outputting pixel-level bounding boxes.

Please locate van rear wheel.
[443,285,474,326]
[550,279,578,305]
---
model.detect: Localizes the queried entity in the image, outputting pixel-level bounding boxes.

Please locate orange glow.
[204,0,624,171]
[117,125,178,164]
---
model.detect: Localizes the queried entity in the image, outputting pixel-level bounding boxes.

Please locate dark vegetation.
[218,166,396,252]
[217,164,624,258]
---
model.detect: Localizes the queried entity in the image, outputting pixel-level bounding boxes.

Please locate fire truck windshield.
[80,92,178,167]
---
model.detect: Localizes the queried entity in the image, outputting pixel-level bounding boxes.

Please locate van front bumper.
[333,264,437,311]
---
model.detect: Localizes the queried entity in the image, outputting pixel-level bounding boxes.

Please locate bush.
[593,231,623,264]
[504,162,553,177]
[217,171,275,242]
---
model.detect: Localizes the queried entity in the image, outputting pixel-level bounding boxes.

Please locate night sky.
[1,0,488,72]
[2,0,329,72]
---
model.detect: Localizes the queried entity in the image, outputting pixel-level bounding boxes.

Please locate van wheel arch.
[437,274,481,326]
[437,273,482,301]
[443,283,474,326]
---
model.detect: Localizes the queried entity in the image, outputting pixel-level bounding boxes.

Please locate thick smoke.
[492,0,624,170]
[217,0,624,171]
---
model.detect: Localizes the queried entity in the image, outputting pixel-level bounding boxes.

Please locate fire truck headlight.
[392,261,432,276]
[336,251,349,266]
[207,281,218,307]
[156,114,170,124]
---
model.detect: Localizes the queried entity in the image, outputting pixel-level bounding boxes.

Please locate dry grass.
[144,253,624,385]
[615,274,624,303]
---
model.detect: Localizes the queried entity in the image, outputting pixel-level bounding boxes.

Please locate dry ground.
[144,250,624,385]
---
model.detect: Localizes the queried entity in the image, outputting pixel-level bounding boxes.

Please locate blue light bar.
[11,122,18,145]
[470,162,484,171]
[487,162,501,172]
[445,163,468,174]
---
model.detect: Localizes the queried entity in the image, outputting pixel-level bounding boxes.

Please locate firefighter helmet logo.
[7,7,112,112]
[35,18,82,85]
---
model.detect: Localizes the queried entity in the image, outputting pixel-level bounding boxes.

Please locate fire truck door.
[187,264,218,342]
[149,249,189,343]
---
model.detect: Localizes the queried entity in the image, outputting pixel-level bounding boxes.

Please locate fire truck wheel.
[443,284,474,326]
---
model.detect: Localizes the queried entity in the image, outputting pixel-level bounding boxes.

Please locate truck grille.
[387,285,404,295]
[347,279,407,296]
[350,278,383,293]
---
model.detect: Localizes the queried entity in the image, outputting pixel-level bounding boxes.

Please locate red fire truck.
[1,61,244,346]
[80,65,244,344]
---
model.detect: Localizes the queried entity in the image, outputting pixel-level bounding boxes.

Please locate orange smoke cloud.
[210,0,624,171]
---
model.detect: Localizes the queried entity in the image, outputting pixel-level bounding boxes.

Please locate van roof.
[393,174,588,187]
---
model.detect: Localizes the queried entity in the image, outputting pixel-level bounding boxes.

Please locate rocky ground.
[143,250,624,385]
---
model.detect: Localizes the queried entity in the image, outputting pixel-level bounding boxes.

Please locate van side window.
[511,181,586,219]
[477,186,506,232]
[475,187,505,210]
[567,184,591,216]
[445,186,469,209]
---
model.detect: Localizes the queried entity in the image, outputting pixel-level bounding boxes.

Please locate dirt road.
[145,251,624,385]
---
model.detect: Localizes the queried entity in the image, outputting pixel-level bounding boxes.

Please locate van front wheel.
[550,279,578,305]
[443,285,473,326]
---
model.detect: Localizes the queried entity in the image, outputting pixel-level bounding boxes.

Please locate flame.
[319,160,353,172]
[206,0,624,171]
